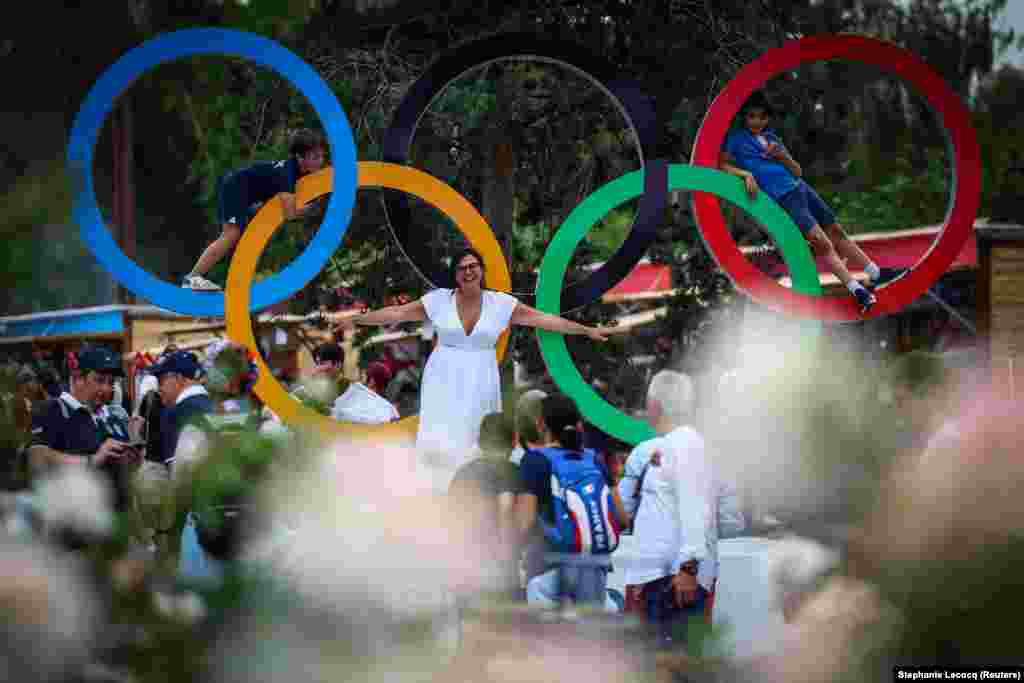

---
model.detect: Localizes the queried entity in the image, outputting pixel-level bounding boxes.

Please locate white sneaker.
[181,275,222,291]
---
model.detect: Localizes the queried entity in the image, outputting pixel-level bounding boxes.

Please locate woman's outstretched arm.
[510,303,609,341]
[334,300,427,334]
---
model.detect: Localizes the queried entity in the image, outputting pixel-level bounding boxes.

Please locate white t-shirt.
[616,426,718,590]
[331,383,399,425]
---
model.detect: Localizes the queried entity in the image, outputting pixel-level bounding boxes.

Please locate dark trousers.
[627,576,714,650]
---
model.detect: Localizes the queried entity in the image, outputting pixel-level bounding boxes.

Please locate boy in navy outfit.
[720,92,905,313]
[182,129,327,291]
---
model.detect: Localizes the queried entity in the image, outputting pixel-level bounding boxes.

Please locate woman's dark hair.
[449,248,487,292]
[478,412,515,457]
[741,90,776,117]
[541,393,583,452]
[289,128,326,157]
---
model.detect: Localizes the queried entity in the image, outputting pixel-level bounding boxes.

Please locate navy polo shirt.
[30,392,134,510]
[230,158,300,205]
[30,392,105,457]
[159,387,215,465]
[724,127,800,200]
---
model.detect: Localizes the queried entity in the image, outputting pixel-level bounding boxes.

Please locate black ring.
[380,32,661,311]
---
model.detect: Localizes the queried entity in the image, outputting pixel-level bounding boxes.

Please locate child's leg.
[804,184,883,279]
[779,185,874,310]
[824,223,873,272]
[806,225,857,286]
[189,223,241,277]
[189,173,247,279]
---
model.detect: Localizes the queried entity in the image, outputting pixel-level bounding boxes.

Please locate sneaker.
[866,267,908,291]
[854,286,877,314]
[181,274,222,291]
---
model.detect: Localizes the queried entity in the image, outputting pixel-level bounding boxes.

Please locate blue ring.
[67,28,357,317]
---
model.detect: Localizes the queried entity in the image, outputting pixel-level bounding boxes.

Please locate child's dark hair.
[741,91,776,117]
[289,128,326,157]
[541,393,583,452]
[449,248,487,292]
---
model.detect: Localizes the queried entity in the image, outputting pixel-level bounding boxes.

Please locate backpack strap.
[630,450,661,531]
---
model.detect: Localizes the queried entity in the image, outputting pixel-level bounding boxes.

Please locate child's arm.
[766,142,803,178]
[280,193,317,220]
[719,151,760,198]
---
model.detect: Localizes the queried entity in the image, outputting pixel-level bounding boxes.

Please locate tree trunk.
[111,97,135,305]
[483,67,517,279]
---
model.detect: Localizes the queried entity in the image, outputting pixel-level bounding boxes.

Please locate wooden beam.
[0,331,125,346]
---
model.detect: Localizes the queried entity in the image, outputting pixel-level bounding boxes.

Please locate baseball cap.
[146,350,204,380]
[16,364,39,385]
[76,346,125,376]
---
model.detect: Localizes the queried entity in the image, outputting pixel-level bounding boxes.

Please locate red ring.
[691,34,981,322]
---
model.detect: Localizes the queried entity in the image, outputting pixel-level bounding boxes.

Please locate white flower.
[0,537,101,682]
[34,464,114,539]
[769,534,840,612]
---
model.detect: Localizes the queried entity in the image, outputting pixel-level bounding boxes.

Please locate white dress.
[416,288,518,489]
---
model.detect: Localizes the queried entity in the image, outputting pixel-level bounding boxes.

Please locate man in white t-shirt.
[331,362,399,425]
[616,370,718,649]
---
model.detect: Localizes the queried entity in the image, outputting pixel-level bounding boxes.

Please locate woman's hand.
[332,307,366,337]
[586,326,610,342]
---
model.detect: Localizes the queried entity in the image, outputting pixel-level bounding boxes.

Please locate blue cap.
[146,351,204,380]
[77,346,124,376]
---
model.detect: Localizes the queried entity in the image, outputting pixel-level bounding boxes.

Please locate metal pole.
[924,287,977,336]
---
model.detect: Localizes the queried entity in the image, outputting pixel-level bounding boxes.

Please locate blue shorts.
[776,180,837,236]
[216,174,256,229]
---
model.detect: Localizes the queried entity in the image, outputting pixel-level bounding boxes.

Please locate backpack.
[537,447,621,555]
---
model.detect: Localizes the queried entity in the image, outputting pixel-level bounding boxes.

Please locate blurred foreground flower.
[0,537,102,682]
[849,390,1024,668]
[34,463,115,541]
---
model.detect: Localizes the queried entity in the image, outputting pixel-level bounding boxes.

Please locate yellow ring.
[224,162,512,443]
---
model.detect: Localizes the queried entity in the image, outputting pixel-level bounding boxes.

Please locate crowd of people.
[0,314,1021,680]
[0,240,1020,680]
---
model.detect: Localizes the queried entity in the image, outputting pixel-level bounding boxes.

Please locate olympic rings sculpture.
[69,28,979,444]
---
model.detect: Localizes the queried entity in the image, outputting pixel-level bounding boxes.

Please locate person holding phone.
[27,346,142,512]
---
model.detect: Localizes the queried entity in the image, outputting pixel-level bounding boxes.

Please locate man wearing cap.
[27,346,141,510]
[147,351,215,475]
[2,365,45,490]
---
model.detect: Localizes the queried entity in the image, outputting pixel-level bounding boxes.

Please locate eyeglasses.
[455,263,482,273]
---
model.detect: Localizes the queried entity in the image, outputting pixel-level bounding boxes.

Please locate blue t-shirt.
[229,158,300,204]
[724,128,799,200]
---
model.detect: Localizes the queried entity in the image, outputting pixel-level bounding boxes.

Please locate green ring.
[535,163,824,445]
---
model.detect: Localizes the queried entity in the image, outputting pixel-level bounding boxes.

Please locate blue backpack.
[537,447,622,555]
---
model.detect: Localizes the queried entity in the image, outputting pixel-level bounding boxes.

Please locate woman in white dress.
[336,249,609,485]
